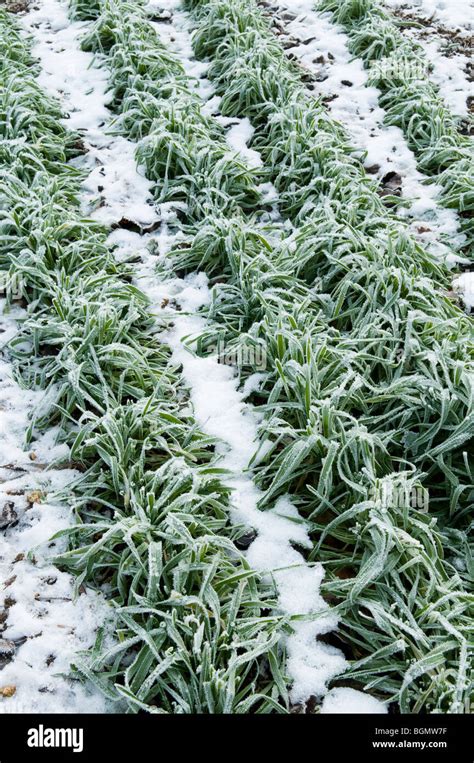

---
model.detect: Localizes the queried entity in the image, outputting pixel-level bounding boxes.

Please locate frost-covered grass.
[1,0,473,715]
[60,0,474,713]
[180,0,473,712]
[317,0,474,252]
[256,0,465,262]
[0,6,291,714]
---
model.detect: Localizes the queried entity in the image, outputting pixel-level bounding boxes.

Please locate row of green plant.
[0,6,291,713]
[316,0,473,252]
[174,0,473,711]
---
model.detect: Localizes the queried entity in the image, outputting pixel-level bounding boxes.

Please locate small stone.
[381,171,403,191]
[235,530,257,550]
[379,171,403,202]
[0,639,16,655]
[26,490,44,504]
[0,501,18,529]
[0,685,16,698]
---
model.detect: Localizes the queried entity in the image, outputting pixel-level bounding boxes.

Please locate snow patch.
[384,0,473,32]
[321,687,388,714]
[453,271,474,310]
[226,118,263,169]
[418,39,473,117]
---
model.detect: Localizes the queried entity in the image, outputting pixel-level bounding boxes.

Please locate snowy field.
[0,0,472,715]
